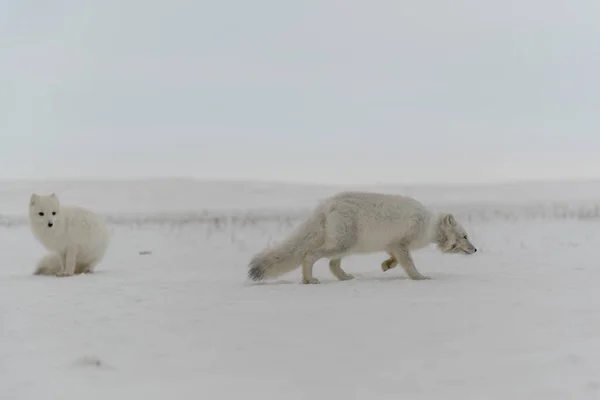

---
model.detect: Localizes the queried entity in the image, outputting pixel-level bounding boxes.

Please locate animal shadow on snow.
[246,273,413,286]
[29,269,114,279]
[245,272,460,286]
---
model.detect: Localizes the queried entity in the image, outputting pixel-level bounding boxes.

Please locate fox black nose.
[47,222,53,227]
[473,248,477,253]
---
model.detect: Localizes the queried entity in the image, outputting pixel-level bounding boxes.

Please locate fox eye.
[52,212,56,216]
[463,235,468,239]
[38,212,44,216]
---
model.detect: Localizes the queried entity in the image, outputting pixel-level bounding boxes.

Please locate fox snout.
[462,238,477,254]
[464,240,478,254]
[451,239,477,255]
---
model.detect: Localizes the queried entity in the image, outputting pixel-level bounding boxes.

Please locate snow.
[2,179,600,399]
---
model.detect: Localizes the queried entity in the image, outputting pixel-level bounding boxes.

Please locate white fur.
[248,191,477,284]
[29,193,110,277]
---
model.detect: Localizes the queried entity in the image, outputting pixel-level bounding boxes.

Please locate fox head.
[29,193,61,229]
[436,213,477,255]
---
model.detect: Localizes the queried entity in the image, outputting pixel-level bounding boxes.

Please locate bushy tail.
[34,253,62,276]
[248,213,325,281]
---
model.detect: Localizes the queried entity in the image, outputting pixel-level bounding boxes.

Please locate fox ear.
[50,193,57,198]
[443,213,456,227]
[30,193,39,206]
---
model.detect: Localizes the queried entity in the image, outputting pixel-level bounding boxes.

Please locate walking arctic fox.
[248,191,477,284]
[29,193,110,277]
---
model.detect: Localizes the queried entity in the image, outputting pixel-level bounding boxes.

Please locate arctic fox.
[29,193,110,277]
[248,191,477,284]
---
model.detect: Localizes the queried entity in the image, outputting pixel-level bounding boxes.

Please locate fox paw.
[409,274,430,281]
[338,274,355,281]
[56,271,73,278]
[302,278,321,284]
[381,259,397,272]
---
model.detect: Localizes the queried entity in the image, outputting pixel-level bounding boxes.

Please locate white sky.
[2,0,600,184]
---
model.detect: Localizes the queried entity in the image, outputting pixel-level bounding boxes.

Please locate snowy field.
[3,179,600,399]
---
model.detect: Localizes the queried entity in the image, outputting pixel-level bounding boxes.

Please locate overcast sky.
[2,0,599,184]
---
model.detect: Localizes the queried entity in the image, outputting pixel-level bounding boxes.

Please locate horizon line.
[0,175,599,188]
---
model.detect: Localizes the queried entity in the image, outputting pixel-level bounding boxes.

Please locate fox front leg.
[329,258,355,281]
[381,252,398,272]
[57,247,77,277]
[391,246,430,280]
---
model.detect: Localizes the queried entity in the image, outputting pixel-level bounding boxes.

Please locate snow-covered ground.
[2,179,600,399]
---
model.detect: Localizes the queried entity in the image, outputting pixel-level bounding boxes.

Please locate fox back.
[320,191,436,253]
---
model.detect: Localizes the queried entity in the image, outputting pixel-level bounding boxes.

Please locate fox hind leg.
[301,215,358,284]
[302,252,350,284]
[302,257,322,284]
[303,250,355,284]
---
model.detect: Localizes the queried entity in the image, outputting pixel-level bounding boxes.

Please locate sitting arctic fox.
[248,191,477,284]
[29,193,110,277]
